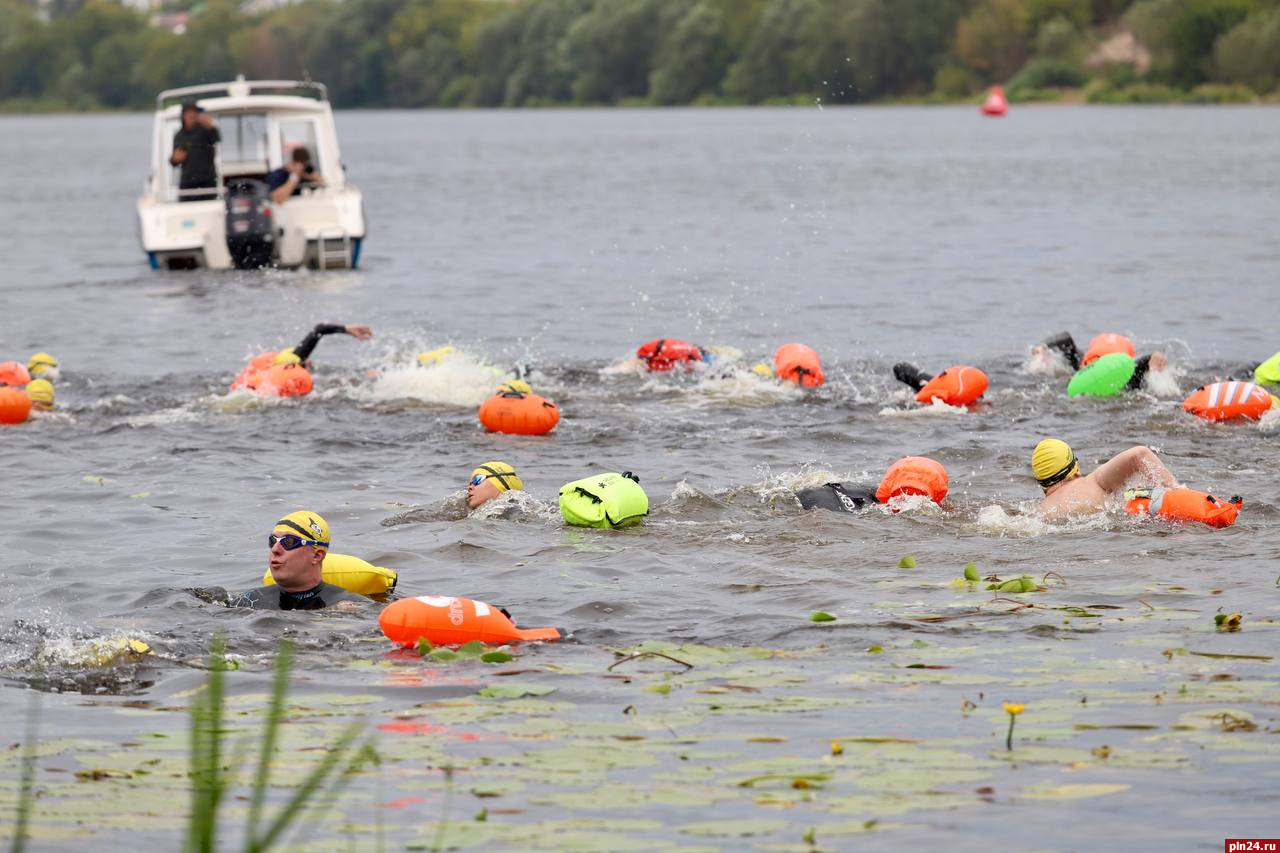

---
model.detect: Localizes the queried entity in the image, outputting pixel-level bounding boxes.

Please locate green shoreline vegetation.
[2,0,1280,112]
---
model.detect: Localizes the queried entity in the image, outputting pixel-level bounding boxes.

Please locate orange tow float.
[1082,333,1135,366]
[915,365,988,406]
[230,352,314,398]
[981,86,1008,117]
[875,456,949,505]
[636,339,704,372]
[478,387,560,435]
[774,343,825,387]
[379,596,560,646]
[0,361,32,387]
[1182,381,1274,422]
[1124,488,1242,528]
[0,387,32,425]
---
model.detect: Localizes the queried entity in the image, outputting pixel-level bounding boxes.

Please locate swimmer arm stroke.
[292,323,373,362]
[1092,446,1179,494]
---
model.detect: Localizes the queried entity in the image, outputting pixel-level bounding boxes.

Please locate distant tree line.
[3,0,1280,110]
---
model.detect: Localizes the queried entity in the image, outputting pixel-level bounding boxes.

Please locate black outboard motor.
[225,179,274,269]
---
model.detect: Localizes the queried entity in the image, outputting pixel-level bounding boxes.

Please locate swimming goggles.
[469,474,490,486]
[268,533,327,550]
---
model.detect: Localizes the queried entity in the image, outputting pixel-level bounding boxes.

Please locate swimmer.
[233,511,365,611]
[1032,438,1179,521]
[25,379,54,412]
[797,456,948,513]
[1033,332,1167,389]
[28,352,59,381]
[468,461,524,510]
[277,323,373,369]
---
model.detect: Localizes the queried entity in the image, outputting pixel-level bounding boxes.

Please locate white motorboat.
[136,75,366,271]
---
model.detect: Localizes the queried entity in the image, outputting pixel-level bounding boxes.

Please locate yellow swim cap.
[28,352,58,376]
[471,461,524,493]
[25,379,54,408]
[417,346,456,367]
[273,510,330,547]
[751,362,775,378]
[273,348,301,366]
[497,379,532,395]
[1032,439,1079,490]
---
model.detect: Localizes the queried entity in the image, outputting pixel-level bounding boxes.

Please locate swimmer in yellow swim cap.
[1033,438,1179,520]
[496,379,532,395]
[25,379,54,412]
[468,462,524,510]
[417,346,456,367]
[28,352,59,380]
[232,511,364,611]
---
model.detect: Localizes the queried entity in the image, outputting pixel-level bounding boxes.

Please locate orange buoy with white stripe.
[379,596,560,646]
[915,365,988,406]
[875,456,949,505]
[636,339,703,372]
[1183,381,1273,422]
[0,361,32,387]
[478,390,559,435]
[0,387,32,424]
[981,86,1007,117]
[1082,333,1135,366]
[1124,488,1241,528]
[774,343,825,387]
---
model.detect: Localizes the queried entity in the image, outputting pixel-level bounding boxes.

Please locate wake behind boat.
[136,75,366,271]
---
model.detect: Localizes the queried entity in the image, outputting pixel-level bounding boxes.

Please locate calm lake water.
[0,105,1277,850]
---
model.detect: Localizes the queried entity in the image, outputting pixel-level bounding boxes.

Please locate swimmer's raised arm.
[292,323,373,362]
[1092,446,1178,494]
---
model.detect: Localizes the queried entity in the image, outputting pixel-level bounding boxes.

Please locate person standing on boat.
[169,102,221,202]
[266,146,326,205]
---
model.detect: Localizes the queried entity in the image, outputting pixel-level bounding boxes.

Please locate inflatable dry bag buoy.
[1255,352,1280,386]
[915,366,988,406]
[1067,352,1135,398]
[1124,488,1241,528]
[774,343,825,387]
[1082,333,1135,366]
[0,361,32,387]
[559,471,649,528]
[262,552,398,597]
[0,387,32,425]
[231,352,314,398]
[636,339,703,372]
[1182,381,1273,422]
[478,390,559,435]
[981,86,1007,116]
[379,596,560,646]
[875,456,949,505]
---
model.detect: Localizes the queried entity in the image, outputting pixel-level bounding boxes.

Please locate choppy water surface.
[1,106,1278,850]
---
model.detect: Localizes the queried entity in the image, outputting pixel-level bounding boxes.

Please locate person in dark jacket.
[170,102,221,201]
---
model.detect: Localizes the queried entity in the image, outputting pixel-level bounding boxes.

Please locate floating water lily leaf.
[810,612,836,623]
[482,652,515,663]
[1018,783,1131,799]
[477,684,556,699]
[898,556,918,568]
[678,818,790,838]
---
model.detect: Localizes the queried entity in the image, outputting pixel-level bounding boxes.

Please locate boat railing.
[156,78,327,110]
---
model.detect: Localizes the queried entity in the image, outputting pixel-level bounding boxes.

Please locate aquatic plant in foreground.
[185,637,377,853]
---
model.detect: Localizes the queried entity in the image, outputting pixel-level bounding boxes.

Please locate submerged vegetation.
[3,0,1280,111]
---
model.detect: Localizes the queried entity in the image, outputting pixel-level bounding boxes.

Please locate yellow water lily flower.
[1003,702,1025,715]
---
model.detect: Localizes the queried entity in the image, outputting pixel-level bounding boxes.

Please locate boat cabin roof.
[156,76,327,111]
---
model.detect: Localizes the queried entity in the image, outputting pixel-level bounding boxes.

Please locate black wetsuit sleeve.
[797,483,877,513]
[1126,354,1153,391]
[1043,332,1081,371]
[892,363,928,392]
[293,323,349,362]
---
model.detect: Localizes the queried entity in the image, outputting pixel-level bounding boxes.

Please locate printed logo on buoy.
[448,598,465,626]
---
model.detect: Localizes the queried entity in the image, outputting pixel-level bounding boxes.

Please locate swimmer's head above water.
[28,352,59,380]
[468,461,524,509]
[25,379,54,411]
[1032,438,1080,493]
[268,510,330,592]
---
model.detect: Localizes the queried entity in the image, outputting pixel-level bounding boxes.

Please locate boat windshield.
[219,112,269,163]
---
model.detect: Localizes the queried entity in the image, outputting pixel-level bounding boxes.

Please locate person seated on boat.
[233,511,364,611]
[1032,438,1179,521]
[278,323,373,370]
[267,146,326,205]
[170,102,221,202]
[1031,332,1167,389]
[468,461,525,510]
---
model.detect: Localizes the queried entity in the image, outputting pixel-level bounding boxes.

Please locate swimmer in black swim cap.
[233,511,365,611]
